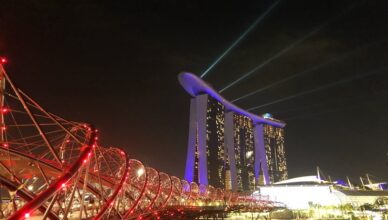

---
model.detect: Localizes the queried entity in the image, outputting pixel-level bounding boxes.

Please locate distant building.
[263,123,288,183]
[205,96,226,188]
[180,72,288,191]
[253,176,388,209]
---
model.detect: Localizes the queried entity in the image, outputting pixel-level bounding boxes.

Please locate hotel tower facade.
[180,73,288,192]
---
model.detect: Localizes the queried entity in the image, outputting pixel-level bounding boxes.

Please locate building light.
[246,151,253,159]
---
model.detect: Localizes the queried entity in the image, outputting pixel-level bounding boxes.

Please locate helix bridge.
[0,62,279,219]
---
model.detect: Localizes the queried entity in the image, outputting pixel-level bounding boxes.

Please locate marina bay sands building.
[179,73,287,192]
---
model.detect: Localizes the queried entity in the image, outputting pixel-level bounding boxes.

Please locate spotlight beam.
[200,0,282,78]
[231,42,376,103]
[274,89,388,116]
[283,96,388,121]
[271,93,370,115]
[219,1,361,93]
[247,67,387,112]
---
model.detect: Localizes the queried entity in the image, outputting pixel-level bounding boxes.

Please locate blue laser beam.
[271,92,370,115]
[200,0,282,79]
[231,42,376,103]
[219,1,360,93]
[247,67,388,112]
[283,96,388,121]
[272,87,388,116]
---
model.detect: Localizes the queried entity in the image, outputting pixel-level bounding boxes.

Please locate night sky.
[0,0,387,183]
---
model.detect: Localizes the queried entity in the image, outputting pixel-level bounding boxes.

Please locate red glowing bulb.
[24,212,30,218]
[0,58,7,64]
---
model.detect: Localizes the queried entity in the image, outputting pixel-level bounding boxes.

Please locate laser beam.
[247,67,387,112]
[283,96,388,121]
[231,42,376,103]
[273,88,387,116]
[271,93,369,115]
[200,0,282,78]
[219,1,360,93]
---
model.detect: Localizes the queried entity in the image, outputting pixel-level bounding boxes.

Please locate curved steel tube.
[8,126,97,220]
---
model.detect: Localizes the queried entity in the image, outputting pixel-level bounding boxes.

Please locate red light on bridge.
[1,108,9,114]
[24,212,30,219]
[0,57,7,64]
